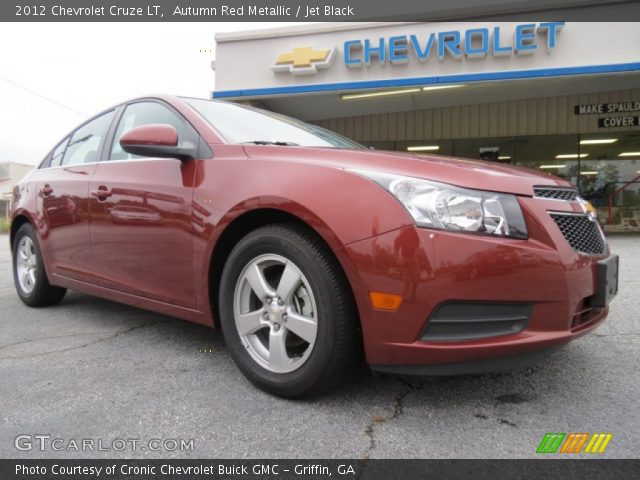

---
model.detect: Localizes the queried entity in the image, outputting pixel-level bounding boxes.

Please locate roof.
[214,22,414,43]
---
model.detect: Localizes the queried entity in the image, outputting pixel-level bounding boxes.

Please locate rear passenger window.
[109,102,187,161]
[61,110,115,166]
[48,137,70,167]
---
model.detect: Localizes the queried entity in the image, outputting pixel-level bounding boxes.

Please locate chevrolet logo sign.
[272,46,335,75]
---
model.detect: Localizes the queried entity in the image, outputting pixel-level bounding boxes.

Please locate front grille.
[534,187,578,201]
[550,213,606,255]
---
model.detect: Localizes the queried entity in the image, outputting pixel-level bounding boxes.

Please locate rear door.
[37,110,115,282]
[87,100,197,308]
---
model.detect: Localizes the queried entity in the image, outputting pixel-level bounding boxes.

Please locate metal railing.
[607,175,640,225]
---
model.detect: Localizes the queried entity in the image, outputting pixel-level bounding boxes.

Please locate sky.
[0,22,299,165]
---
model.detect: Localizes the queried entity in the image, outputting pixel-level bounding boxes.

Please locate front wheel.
[12,223,67,307]
[219,224,358,398]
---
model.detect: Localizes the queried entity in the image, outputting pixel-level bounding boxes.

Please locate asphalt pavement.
[1,234,638,459]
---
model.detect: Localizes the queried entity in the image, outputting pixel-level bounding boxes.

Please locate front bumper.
[337,196,613,371]
[371,344,566,376]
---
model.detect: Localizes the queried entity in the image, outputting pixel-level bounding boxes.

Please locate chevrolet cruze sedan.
[10,95,618,397]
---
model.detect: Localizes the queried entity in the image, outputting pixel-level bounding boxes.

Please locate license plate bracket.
[591,255,619,308]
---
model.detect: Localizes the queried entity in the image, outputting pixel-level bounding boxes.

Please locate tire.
[12,223,67,307]
[219,223,358,398]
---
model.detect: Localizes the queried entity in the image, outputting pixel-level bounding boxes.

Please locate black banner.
[575,102,640,115]
[3,0,640,22]
[598,116,640,128]
[2,459,640,480]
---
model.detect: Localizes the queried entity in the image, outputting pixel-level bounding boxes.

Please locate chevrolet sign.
[344,22,565,67]
[272,22,565,76]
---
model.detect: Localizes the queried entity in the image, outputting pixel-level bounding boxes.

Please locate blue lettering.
[343,40,362,68]
[515,23,537,54]
[465,28,489,58]
[437,31,462,60]
[342,23,558,67]
[409,34,435,62]
[492,26,512,56]
[389,36,408,64]
[363,38,385,65]
[538,21,565,51]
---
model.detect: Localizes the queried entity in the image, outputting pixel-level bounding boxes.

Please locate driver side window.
[109,102,187,161]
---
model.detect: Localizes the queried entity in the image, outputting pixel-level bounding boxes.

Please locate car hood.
[242,145,574,196]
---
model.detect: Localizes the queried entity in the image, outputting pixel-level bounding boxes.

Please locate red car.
[10,95,619,397]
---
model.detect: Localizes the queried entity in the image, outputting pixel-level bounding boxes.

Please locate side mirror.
[119,124,197,161]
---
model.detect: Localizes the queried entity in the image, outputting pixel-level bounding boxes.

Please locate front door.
[88,101,197,308]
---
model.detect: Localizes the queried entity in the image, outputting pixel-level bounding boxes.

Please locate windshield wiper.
[241,140,299,146]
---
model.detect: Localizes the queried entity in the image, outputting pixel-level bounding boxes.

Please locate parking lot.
[1,234,638,459]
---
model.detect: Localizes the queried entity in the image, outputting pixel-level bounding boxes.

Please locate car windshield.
[183,98,365,150]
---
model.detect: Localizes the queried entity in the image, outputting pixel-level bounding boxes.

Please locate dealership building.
[213,22,640,232]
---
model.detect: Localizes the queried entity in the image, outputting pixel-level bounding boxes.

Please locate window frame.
[38,108,117,170]
[58,109,116,167]
[39,136,70,169]
[37,98,212,170]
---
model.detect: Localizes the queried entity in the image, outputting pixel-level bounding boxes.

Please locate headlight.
[349,168,528,239]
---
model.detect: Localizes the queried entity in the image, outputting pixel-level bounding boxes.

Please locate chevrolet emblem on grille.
[578,197,599,222]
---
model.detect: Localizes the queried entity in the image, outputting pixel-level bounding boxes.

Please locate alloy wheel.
[233,253,318,374]
[16,236,37,294]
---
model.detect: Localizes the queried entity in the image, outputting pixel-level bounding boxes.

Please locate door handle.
[91,186,112,200]
[39,184,53,197]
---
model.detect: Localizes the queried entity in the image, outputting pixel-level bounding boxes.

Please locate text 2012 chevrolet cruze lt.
[10,95,619,397]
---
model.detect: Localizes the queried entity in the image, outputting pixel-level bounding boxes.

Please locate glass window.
[110,102,188,161]
[61,111,115,166]
[400,139,454,157]
[48,137,70,167]
[512,134,580,183]
[453,137,515,163]
[578,132,640,230]
[365,141,396,151]
[183,98,364,149]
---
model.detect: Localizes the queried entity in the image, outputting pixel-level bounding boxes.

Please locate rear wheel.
[12,223,66,307]
[219,224,358,398]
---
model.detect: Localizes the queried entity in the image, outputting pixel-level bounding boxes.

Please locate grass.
[0,217,10,234]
